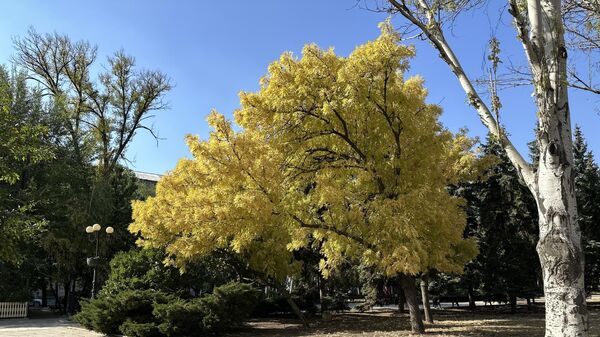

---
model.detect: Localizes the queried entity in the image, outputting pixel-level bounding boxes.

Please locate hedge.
[74,282,259,337]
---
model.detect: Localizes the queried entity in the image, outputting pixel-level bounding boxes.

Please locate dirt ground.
[226,301,600,337]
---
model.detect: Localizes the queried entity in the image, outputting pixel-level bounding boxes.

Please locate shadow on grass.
[226,303,600,337]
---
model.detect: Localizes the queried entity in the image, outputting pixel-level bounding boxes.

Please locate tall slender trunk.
[420,275,433,324]
[400,274,425,334]
[528,1,588,335]
[41,280,47,307]
[319,275,327,305]
[51,281,61,312]
[467,285,476,312]
[63,281,70,314]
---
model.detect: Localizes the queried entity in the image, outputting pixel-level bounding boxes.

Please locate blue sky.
[1,1,598,175]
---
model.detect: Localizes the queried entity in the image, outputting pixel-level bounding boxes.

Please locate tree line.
[0,29,171,313]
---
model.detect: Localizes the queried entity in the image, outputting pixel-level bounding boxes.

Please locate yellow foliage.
[131,21,479,280]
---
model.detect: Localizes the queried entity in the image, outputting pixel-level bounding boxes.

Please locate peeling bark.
[530,1,589,335]
[536,158,588,336]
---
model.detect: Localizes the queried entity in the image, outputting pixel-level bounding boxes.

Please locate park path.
[0,317,103,337]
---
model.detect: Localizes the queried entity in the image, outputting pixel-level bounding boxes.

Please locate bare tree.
[366,1,589,336]
[12,29,172,174]
[564,0,600,95]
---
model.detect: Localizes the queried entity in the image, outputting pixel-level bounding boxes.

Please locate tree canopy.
[131,22,480,282]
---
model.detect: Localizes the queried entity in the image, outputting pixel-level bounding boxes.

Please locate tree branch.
[387,0,535,189]
[289,214,377,251]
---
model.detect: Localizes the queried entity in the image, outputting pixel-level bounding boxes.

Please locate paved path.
[0,317,104,337]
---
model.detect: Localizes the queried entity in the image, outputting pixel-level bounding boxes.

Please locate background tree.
[131,24,481,334]
[459,135,541,313]
[12,29,172,175]
[378,1,590,335]
[0,66,52,262]
[563,0,600,97]
[1,29,172,312]
[572,126,600,292]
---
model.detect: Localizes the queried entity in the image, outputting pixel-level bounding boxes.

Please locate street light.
[85,223,114,299]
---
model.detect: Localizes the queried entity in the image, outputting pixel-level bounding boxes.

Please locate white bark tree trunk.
[536,145,588,336]
[530,1,588,335]
[386,1,590,336]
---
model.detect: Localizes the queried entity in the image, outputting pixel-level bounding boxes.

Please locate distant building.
[134,171,162,196]
[134,171,161,185]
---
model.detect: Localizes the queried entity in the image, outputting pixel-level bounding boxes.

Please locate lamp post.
[85,224,114,299]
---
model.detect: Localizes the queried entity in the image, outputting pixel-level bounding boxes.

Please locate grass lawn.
[227,299,600,336]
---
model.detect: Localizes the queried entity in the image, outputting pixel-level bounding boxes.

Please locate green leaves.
[0,67,53,184]
[0,66,53,262]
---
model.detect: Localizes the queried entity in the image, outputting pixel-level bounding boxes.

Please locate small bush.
[74,289,171,334]
[75,297,118,333]
[119,319,161,337]
[211,282,259,325]
[191,282,260,333]
[153,298,206,337]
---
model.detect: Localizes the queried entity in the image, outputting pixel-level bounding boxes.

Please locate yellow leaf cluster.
[131,22,479,280]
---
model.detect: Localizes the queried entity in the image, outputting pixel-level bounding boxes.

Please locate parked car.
[29,296,57,307]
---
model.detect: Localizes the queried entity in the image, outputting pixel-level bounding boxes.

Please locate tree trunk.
[286,296,309,328]
[318,275,327,305]
[529,1,589,335]
[51,282,61,312]
[532,93,589,336]
[509,293,517,314]
[41,281,47,307]
[535,192,588,336]
[398,286,405,313]
[467,285,476,312]
[63,281,70,314]
[400,274,425,334]
[420,275,433,324]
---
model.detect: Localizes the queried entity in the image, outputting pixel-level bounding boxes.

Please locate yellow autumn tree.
[131,21,481,333]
